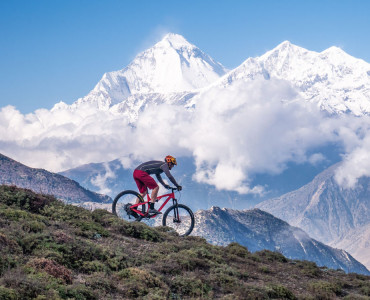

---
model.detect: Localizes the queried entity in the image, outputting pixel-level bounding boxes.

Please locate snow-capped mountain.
[54,35,370,119]
[192,207,369,275]
[218,41,370,115]
[68,33,227,113]
[256,163,370,269]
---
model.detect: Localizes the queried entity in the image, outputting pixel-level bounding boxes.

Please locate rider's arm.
[155,174,169,188]
[160,164,180,187]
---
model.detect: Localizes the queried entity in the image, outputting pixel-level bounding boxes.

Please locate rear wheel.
[112,190,146,222]
[162,204,194,236]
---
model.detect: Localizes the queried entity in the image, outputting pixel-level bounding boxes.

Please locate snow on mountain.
[51,36,370,120]
[69,33,228,112]
[218,41,370,115]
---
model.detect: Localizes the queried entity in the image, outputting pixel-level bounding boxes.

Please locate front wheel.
[162,204,194,236]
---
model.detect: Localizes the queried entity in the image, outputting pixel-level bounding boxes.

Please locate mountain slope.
[192,207,369,275]
[1,185,370,299]
[256,163,370,269]
[0,153,111,204]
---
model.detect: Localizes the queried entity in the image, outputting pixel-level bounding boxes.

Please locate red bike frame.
[130,189,176,218]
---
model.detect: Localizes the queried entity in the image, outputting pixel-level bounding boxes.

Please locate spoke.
[165,207,193,236]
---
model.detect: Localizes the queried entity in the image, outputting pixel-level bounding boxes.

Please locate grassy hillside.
[0,185,369,299]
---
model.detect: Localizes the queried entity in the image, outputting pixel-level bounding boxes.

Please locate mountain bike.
[112,187,194,236]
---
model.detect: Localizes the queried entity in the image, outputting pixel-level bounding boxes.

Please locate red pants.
[133,170,158,193]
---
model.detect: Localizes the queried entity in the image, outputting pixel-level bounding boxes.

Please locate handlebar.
[168,187,181,191]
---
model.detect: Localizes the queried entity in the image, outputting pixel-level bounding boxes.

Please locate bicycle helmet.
[165,155,177,165]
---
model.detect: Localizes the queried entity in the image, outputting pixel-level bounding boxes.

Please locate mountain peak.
[159,33,193,49]
[77,33,227,107]
[320,45,354,61]
[272,40,309,54]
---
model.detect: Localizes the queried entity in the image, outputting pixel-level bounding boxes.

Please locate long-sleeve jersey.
[135,160,180,187]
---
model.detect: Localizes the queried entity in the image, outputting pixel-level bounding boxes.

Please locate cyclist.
[133,155,182,215]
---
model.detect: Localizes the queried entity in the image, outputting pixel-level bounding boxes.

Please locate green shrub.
[57,284,98,300]
[0,233,22,253]
[91,209,112,223]
[17,232,52,255]
[22,220,46,233]
[115,221,163,242]
[106,255,127,271]
[360,282,370,296]
[296,260,322,277]
[73,220,110,238]
[80,260,107,274]
[259,265,272,274]
[267,284,296,299]
[1,267,47,299]
[210,268,238,291]
[0,185,54,213]
[0,286,18,300]
[0,255,18,276]
[309,280,343,298]
[226,242,250,258]
[170,276,211,297]
[117,267,167,298]
[257,250,288,263]
[155,250,211,275]
[85,273,118,294]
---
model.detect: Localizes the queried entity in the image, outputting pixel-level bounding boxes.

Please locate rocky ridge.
[256,163,370,269]
[192,206,370,275]
[0,153,111,204]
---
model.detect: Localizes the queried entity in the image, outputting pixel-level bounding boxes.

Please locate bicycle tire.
[112,190,145,222]
[162,204,194,236]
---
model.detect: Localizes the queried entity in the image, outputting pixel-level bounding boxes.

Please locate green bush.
[0,286,18,300]
[296,260,322,277]
[22,220,46,233]
[257,250,288,263]
[115,221,163,242]
[80,260,108,274]
[117,267,168,298]
[360,282,370,296]
[225,242,250,258]
[0,185,54,213]
[57,284,98,300]
[309,280,343,298]
[72,220,110,238]
[267,284,296,299]
[210,268,238,291]
[170,276,211,298]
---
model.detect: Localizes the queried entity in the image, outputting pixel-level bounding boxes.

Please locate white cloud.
[1,77,370,193]
[90,162,118,194]
[334,117,370,187]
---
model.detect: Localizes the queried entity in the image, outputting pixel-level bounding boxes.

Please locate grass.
[0,184,369,299]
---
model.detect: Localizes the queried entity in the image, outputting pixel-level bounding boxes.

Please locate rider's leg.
[150,186,159,203]
[137,190,147,204]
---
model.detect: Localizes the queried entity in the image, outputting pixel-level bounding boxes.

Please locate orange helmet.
[165,155,177,165]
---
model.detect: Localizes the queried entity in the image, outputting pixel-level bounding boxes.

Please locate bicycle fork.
[172,198,181,223]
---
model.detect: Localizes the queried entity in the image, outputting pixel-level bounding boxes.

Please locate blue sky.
[1,0,370,113]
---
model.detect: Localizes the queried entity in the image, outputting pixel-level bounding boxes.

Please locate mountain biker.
[133,155,182,215]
